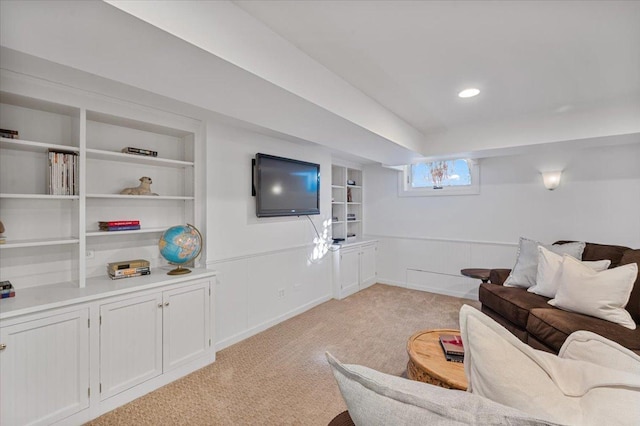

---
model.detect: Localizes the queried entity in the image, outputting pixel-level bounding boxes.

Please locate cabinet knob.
[158,303,163,308]
[0,343,6,351]
[164,302,170,307]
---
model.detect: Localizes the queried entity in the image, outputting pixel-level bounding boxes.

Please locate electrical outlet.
[86,250,95,259]
[278,288,285,299]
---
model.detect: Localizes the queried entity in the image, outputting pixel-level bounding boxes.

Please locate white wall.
[205,123,333,349]
[365,141,640,299]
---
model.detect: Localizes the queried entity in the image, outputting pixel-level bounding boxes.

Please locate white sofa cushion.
[325,352,552,425]
[504,238,585,289]
[528,246,610,298]
[548,256,637,329]
[460,305,640,425]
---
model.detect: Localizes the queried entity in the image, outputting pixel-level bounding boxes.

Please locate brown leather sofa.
[479,241,640,355]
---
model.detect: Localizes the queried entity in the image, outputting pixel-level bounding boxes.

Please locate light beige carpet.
[89,284,480,425]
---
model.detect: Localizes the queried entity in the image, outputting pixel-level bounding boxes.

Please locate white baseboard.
[215,293,332,351]
[376,278,407,288]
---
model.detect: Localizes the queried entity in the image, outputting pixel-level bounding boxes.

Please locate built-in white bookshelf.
[331,164,363,242]
[0,88,201,291]
[0,68,210,426]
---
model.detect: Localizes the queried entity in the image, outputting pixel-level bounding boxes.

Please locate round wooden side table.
[406,328,467,391]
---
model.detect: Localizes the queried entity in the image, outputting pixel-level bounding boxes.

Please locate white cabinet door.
[339,248,360,295]
[0,309,89,426]
[360,244,377,289]
[163,281,210,372]
[333,241,378,299]
[100,293,163,400]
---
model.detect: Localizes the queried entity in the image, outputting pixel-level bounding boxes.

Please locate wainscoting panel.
[373,235,518,300]
[469,243,517,271]
[403,239,472,275]
[211,259,250,347]
[407,269,478,300]
[208,244,332,350]
[246,251,292,329]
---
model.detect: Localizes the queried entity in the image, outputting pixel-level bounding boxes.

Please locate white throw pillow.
[548,256,637,330]
[503,238,585,289]
[528,246,611,298]
[460,305,640,426]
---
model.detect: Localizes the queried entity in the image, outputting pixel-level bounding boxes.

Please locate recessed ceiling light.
[458,88,480,98]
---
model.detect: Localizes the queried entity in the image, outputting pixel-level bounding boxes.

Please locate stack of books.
[99,220,140,231]
[347,213,356,221]
[107,259,150,280]
[0,128,19,139]
[48,150,79,195]
[439,334,465,363]
[121,146,158,157]
[1,281,15,299]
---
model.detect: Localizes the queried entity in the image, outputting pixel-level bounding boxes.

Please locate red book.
[99,220,140,226]
[439,334,465,356]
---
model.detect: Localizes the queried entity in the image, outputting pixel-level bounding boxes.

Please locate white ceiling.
[236,0,640,136]
[1,1,639,164]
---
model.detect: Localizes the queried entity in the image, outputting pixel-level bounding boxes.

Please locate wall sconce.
[541,171,562,190]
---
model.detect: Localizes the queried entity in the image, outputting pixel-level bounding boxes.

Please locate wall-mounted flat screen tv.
[253,153,320,217]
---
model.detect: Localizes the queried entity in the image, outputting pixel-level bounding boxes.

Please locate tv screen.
[254,153,320,217]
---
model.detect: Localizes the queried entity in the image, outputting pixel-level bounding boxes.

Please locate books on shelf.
[107,259,151,280]
[99,225,141,231]
[99,220,141,231]
[108,267,151,280]
[439,334,464,363]
[1,281,15,299]
[0,128,19,139]
[121,146,158,157]
[47,149,79,195]
[99,220,140,226]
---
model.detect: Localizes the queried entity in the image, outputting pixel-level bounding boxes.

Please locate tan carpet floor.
[89,284,480,425]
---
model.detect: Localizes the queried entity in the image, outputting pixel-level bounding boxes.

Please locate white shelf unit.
[86,148,194,168]
[331,165,363,242]
[0,92,82,289]
[86,194,194,201]
[84,110,197,282]
[0,193,80,200]
[0,237,80,249]
[0,89,201,292]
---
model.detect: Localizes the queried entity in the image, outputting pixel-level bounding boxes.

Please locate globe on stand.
[158,224,202,275]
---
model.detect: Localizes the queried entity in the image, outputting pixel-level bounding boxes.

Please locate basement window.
[399,159,479,196]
